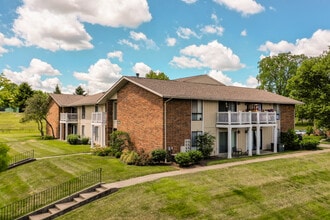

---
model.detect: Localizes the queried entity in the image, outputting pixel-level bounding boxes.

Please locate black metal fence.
[0,168,102,220]
[8,150,34,167]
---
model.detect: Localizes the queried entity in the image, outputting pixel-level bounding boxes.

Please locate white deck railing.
[91,112,107,124]
[60,113,78,123]
[216,111,276,125]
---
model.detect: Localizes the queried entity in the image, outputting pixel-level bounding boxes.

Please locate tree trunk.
[44,117,55,138]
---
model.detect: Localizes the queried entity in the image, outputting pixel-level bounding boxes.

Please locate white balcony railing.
[216,111,276,125]
[91,112,107,124]
[60,113,78,123]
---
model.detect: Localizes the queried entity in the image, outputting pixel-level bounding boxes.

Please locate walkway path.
[103,148,330,189]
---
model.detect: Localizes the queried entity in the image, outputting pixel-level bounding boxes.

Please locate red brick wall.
[165,99,191,153]
[280,104,295,132]
[46,99,60,138]
[117,82,164,153]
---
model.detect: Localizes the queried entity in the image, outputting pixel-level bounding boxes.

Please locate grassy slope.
[59,153,330,220]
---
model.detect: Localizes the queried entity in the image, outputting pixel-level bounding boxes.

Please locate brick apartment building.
[47,75,301,158]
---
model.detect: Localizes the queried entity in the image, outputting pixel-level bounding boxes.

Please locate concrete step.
[79,191,99,199]
[73,196,85,202]
[95,186,107,192]
[29,212,52,220]
[48,207,61,214]
[55,201,78,210]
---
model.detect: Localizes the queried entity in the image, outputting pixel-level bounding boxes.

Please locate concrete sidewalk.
[103,148,330,189]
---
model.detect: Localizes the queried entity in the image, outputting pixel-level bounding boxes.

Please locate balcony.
[91,112,107,124]
[216,111,276,125]
[60,113,78,123]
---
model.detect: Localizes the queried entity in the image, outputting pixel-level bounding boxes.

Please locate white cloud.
[170,40,245,71]
[246,75,258,88]
[166,37,177,47]
[129,31,158,50]
[177,27,200,39]
[74,59,122,94]
[213,0,265,16]
[208,70,258,88]
[201,25,224,36]
[0,32,22,56]
[3,58,61,92]
[241,29,247,36]
[12,0,151,51]
[259,29,330,57]
[181,0,198,4]
[211,13,218,23]
[118,39,139,50]
[132,62,152,77]
[107,51,123,62]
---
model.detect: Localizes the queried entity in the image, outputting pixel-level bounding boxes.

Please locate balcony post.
[60,123,63,140]
[228,111,231,125]
[227,127,232,159]
[256,126,261,155]
[65,123,68,141]
[273,125,278,153]
[91,125,94,148]
[248,126,253,156]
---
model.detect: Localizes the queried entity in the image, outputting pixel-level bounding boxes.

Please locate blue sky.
[0,0,329,94]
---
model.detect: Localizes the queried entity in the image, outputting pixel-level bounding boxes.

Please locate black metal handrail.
[9,150,34,166]
[0,168,102,220]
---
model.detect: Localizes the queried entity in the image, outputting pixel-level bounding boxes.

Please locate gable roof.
[99,76,302,105]
[49,93,104,107]
[175,74,226,86]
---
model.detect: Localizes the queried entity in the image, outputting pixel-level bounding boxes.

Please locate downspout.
[164,98,173,153]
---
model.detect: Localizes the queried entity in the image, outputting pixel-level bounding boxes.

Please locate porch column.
[60,123,63,140]
[248,126,253,156]
[91,125,94,148]
[102,124,106,147]
[256,126,261,155]
[65,123,68,141]
[273,125,278,153]
[227,127,232,159]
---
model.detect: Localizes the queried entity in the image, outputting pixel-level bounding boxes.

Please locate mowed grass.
[0,112,90,157]
[0,155,176,207]
[0,113,177,207]
[58,152,330,220]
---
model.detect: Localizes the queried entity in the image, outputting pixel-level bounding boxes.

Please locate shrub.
[0,143,10,172]
[67,134,80,145]
[42,135,54,140]
[120,150,140,165]
[175,152,192,167]
[109,131,132,156]
[91,146,111,156]
[188,150,203,164]
[306,126,313,135]
[281,129,301,151]
[196,132,215,158]
[81,137,89,145]
[135,149,152,166]
[301,139,319,150]
[151,149,166,163]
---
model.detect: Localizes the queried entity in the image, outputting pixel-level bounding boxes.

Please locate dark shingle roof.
[49,93,104,107]
[124,77,302,104]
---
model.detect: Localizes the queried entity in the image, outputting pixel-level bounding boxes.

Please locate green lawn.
[58,152,330,220]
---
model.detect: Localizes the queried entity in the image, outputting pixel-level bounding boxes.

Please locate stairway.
[27,185,117,220]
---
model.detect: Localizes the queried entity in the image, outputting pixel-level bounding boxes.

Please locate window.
[81,125,85,137]
[82,106,85,119]
[113,101,117,120]
[192,100,203,121]
[191,131,203,149]
[219,101,237,112]
[95,105,98,112]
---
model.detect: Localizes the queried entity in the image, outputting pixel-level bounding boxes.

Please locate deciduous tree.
[0,74,18,109]
[22,91,55,138]
[257,53,306,96]
[288,49,330,130]
[146,70,169,80]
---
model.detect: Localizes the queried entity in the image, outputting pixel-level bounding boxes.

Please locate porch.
[216,111,278,159]
[91,112,107,147]
[59,113,78,140]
